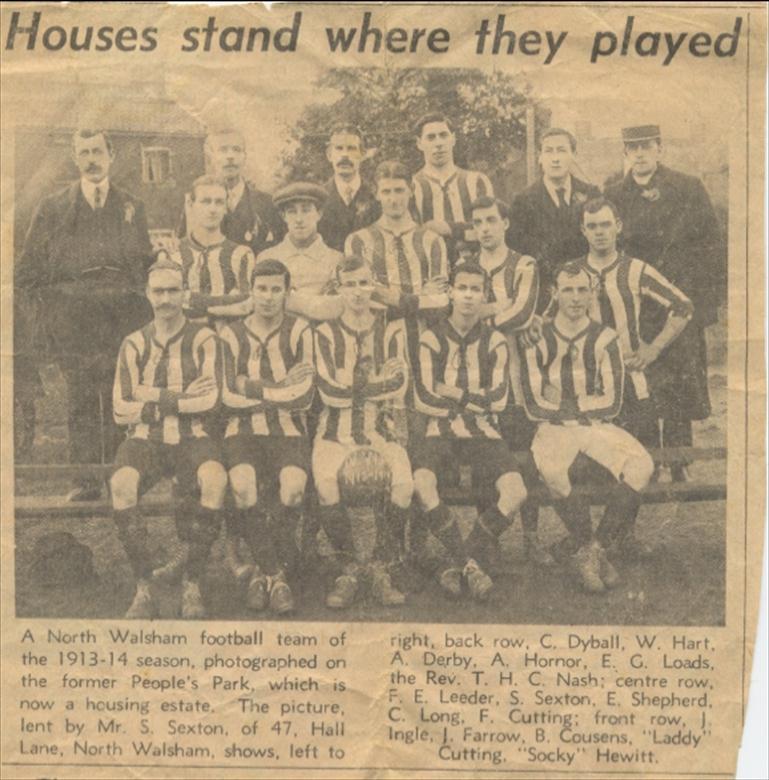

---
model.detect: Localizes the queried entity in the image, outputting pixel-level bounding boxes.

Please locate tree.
[279,67,549,202]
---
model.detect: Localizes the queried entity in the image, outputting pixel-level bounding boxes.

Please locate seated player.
[471,196,551,566]
[111,259,226,619]
[175,175,255,328]
[413,262,528,600]
[219,260,315,614]
[313,256,413,608]
[520,261,655,592]
[579,197,693,450]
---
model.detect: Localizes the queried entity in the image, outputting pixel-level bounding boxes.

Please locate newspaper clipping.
[1,2,766,778]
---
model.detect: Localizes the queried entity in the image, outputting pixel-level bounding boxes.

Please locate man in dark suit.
[179,128,285,256]
[317,124,380,252]
[507,128,601,310]
[15,129,153,499]
[605,125,725,478]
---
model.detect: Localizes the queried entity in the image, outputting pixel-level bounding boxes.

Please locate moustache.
[86,164,101,172]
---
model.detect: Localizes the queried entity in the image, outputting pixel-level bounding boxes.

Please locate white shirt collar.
[334,174,361,203]
[281,234,326,257]
[226,177,246,211]
[543,175,572,207]
[81,177,110,210]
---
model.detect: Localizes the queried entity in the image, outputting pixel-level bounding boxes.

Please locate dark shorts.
[498,402,537,452]
[223,434,311,479]
[411,436,520,489]
[113,436,222,498]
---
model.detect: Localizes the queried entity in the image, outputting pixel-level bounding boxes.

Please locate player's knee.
[623,450,655,492]
[228,465,257,508]
[316,478,340,507]
[539,467,571,499]
[413,469,438,507]
[198,460,227,508]
[391,475,414,510]
[279,468,307,507]
[496,472,527,516]
[110,467,140,510]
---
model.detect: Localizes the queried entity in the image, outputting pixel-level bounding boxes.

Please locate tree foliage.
[280,67,549,197]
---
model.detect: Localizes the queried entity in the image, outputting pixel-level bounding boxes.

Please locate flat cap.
[622,125,661,143]
[273,181,327,209]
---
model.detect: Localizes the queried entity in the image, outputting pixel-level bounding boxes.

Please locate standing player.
[520,261,654,592]
[413,263,528,600]
[579,197,693,449]
[412,113,494,256]
[318,124,380,252]
[176,175,255,327]
[345,160,449,374]
[470,197,549,565]
[219,260,315,614]
[111,259,226,619]
[508,128,600,310]
[313,256,413,609]
[605,124,723,480]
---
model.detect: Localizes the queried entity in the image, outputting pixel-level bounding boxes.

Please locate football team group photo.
[12,67,727,625]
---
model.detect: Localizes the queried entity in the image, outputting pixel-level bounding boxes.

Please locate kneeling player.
[111,259,227,619]
[219,260,315,614]
[520,261,655,592]
[413,262,527,600]
[313,256,413,608]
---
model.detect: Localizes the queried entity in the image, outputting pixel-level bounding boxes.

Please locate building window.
[142,146,172,184]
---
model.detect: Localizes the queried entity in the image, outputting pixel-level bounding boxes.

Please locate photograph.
[10,41,727,629]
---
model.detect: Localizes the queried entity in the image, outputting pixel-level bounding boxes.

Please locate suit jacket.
[605,164,724,326]
[16,181,152,291]
[507,176,601,310]
[15,181,153,357]
[317,177,381,252]
[178,180,285,257]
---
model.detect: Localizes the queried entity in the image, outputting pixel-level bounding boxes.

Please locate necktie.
[392,234,414,293]
[226,188,237,213]
[343,186,354,206]
[556,187,568,209]
[93,186,102,210]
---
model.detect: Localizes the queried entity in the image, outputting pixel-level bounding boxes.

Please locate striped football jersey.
[113,320,220,444]
[314,312,407,445]
[220,314,314,438]
[520,319,624,424]
[175,236,254,321]
[584,252,693,400]
[413,168,493,242]
[415,318,509,439]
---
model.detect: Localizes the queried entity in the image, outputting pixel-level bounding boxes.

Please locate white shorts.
[531,422,654,498]
[312,436,414,506]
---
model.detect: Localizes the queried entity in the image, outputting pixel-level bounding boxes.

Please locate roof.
[8,79,205,137]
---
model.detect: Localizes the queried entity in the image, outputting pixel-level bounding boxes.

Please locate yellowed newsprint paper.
[1,2,766,778]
